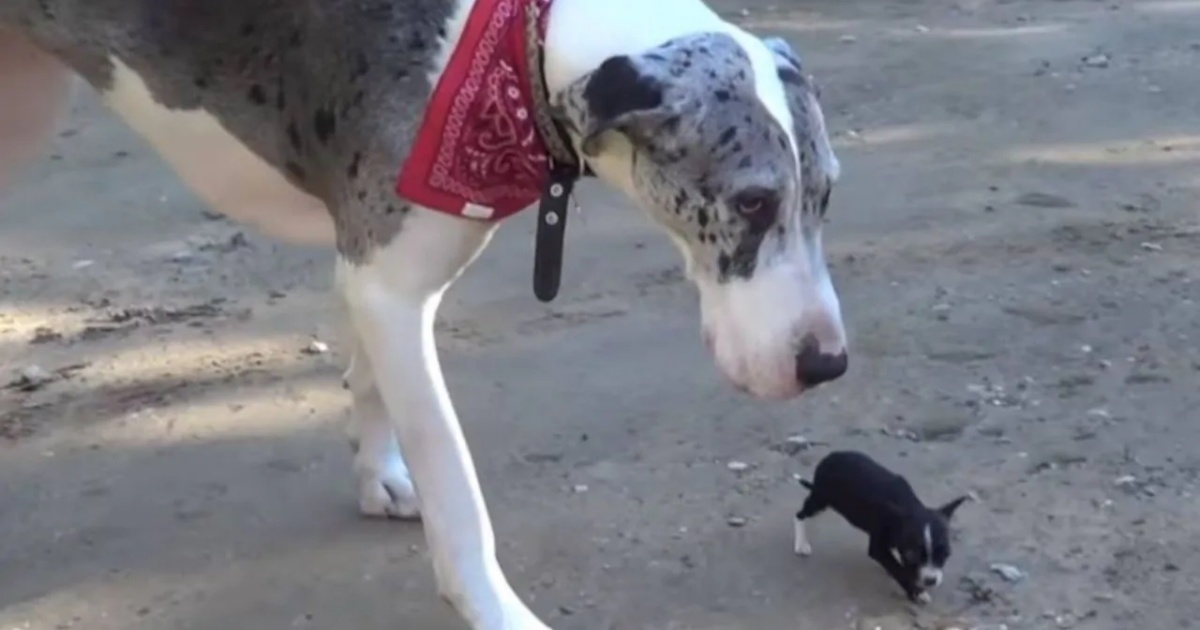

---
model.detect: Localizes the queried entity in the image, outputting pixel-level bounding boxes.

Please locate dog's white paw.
[356,455,421,520]
[793,519,813,556]
[915,591,932,605]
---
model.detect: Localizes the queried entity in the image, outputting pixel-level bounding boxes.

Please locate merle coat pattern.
[0,1,848,627]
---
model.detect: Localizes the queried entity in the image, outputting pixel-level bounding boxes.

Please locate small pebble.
[784,435,812,453]
[13,365,54,391]
[727,460,751,472]
[990,563,1024,582]
[304,340,330,355]
[572,484,589,494]
[839,34,858,43]
[727,516,747,527]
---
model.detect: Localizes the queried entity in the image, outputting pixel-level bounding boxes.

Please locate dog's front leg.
[338,209,550,629]
[867,537,926,604]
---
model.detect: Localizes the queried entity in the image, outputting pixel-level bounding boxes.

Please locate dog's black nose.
[795,339,848,387]
[921,576,939,587]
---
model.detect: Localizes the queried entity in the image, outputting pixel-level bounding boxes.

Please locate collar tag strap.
[533,163,577,302]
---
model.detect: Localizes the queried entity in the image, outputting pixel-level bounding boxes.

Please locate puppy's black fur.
[794,451,969,602]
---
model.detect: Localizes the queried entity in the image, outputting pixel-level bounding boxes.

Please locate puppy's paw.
[793,541,813,556]
[915,591,932,605]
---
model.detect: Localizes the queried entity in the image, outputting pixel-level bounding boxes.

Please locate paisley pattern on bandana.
[396,0,554,221]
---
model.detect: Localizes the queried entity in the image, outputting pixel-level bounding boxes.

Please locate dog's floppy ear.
[576,54,703,157]
[937,495,970,521]
[761,36,805,83]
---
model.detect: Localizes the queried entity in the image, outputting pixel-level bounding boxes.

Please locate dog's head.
[892,496,970,591]
[555,31,846,400]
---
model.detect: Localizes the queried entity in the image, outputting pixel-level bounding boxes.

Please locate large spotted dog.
[0,0,846,627]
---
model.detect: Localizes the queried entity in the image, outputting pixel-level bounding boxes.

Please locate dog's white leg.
[338,209,549,629]
[793,517,813,556]
[343,345,421,520]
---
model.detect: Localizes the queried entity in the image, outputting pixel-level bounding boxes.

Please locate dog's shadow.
[771,519,921,617]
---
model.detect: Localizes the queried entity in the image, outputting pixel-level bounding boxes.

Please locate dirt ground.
[2,0,1199,628]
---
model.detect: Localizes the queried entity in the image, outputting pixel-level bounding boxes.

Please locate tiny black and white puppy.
[793,450,970,604]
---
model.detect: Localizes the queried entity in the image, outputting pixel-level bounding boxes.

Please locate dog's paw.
[356,457,421,520]
[793,541,813,556]
[915,591,932,605]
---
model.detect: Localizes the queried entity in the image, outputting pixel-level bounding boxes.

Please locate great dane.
[0,0,847,626]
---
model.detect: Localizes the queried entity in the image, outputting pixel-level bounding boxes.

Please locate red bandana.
[396,0,556,221]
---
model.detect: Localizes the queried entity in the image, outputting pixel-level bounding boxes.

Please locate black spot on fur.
[287,122,302,151]
[718,127,737,146]
[717,253,732,277]
[247,84,267,105]
[313,108,337,145]
[352,52,371,80]
[285,161,307,181]
[714,89,731,102]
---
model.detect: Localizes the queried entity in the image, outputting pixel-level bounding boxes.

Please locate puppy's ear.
[937,495,970,521]
[572,54,704,157]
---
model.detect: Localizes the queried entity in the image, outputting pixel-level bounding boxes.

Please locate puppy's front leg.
[867,537,924,604]
[338,209,550,629]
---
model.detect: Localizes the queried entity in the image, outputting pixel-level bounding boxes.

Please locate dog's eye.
[733,189,774,215]
[731,188,780,229]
